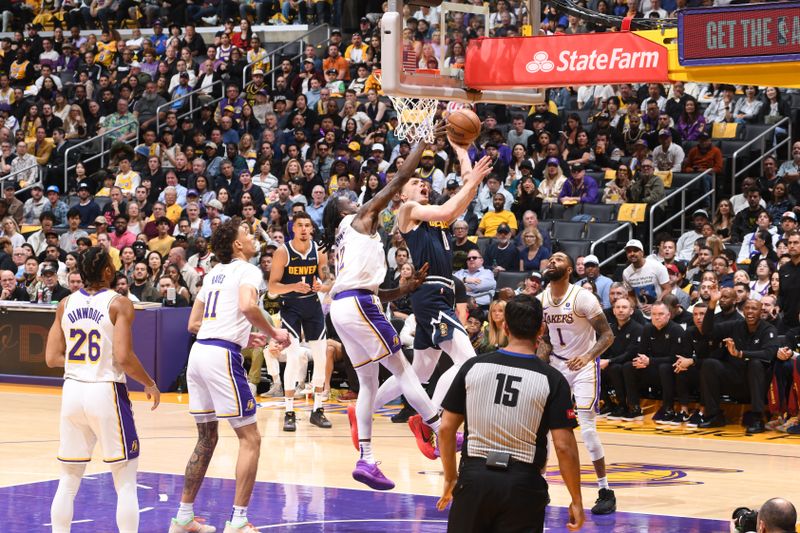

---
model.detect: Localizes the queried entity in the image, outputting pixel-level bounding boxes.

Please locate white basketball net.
[375,71,438,144]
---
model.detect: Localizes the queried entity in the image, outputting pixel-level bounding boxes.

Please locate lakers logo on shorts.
[439,322,448,337]
[247,399,255,411]
[392,335,400,348]
[130,440,138,454]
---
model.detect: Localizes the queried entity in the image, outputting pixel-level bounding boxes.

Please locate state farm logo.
[526,51,554,73]
[525,48,661,74]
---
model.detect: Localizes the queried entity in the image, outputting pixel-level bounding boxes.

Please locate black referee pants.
[448,457,549,533]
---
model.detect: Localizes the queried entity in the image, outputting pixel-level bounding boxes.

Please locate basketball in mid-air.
[446,108,482,145]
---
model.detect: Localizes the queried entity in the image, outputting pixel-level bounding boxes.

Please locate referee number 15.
[494,373,521,407]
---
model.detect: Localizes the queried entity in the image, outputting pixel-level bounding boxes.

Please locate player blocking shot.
[46,247,161,533]
[269,211,332,432]
[370,128,492,458]
[170,219,290,533]
[323,130,476,490]
[539,252,617,515]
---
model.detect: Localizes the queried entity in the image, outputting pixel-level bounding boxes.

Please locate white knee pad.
[577,410,605,462]
[412,347,441,383]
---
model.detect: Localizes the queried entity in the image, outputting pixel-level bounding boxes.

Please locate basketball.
[446,108,482,145]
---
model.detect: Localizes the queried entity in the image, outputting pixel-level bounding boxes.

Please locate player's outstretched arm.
[239,284,290,348]
[111,296,160,409]
[351,127,437,235]
[402,150,492,226]
[45,298,68,368]
[378,262,429,303]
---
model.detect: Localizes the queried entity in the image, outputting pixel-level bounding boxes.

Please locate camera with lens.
[732,506,758,533]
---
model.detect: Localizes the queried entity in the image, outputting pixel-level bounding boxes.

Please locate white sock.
[425,414,441,435]
[313,392,325,411]
[230,505,248,528]
[359,441,376,464]
[285,397,294,412]
[598,476,610,490]
[176,502,194,523]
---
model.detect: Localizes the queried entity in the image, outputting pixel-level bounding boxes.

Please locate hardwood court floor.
[2,384,799,531]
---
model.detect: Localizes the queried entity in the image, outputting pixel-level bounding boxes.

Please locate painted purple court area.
[4,472,729,532]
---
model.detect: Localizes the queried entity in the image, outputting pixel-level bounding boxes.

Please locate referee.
[437,294,585,532]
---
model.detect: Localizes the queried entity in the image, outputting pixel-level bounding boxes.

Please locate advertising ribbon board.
[678,3,800,66]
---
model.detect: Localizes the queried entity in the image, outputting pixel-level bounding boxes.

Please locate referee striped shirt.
[442,349,577,469]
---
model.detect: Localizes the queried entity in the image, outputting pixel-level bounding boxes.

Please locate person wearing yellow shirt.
[147,217,176,258]
[344,32,370,66]
[114,156,140,199]
[477,193,518,237]
[162,186,183,224]
[95,231,122,270]
[28,126,54,165]
[95,31,117,69]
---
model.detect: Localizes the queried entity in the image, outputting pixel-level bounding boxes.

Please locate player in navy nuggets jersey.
[372,141,492,458]
[45,247,160,533]
[270,211,332,431]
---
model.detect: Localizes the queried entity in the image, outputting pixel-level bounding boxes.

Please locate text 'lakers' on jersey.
[62,289,124,383]
[282,241,319,299]
[197,259,264,348]
[402,220,453,278]
[538,284,603,360]
[331,214,387,296]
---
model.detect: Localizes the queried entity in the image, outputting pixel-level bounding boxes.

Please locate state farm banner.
[464,33,669,89]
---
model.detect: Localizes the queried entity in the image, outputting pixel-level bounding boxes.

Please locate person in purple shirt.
[558,163,600,204]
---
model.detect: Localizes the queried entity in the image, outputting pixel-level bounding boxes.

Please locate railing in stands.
[731,117,793,193]
[0,162,42,194]
[592,222,633,268]
[62,120,140,192]
[244,24,332,88]
[155,79,226,135]
[648,169,715,253]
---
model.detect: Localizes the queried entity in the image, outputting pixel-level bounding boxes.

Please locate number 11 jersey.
[538,284,603,360]
[197,259,264,348]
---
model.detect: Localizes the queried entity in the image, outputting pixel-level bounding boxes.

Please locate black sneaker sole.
[310,419,332,428]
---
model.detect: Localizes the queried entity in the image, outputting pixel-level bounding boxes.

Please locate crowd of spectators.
[0,1,799,431]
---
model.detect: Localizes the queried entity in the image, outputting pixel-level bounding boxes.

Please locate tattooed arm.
[537,329,553,363]
[566,313,616,371]
[314,251,333,293]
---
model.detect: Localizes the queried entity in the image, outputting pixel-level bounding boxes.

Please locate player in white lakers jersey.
[45,247,160,533]
[170,220,290,533]
[539,251,617,515]
[323,139,451,491]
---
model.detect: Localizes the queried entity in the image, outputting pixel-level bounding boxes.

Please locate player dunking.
[269,211,332,431]
[371,139,491,458]
[170,219,290,533]
[324,134,489,490]
[539,251,617,515]
[46,247,160,533]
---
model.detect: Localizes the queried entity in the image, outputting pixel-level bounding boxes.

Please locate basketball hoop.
[374,68,439,144]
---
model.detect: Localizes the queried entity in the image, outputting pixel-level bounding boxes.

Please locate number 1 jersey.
[538,284,603,360]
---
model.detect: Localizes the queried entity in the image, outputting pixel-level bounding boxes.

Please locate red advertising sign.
[678,3,800,66]
[464,33,669,89]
